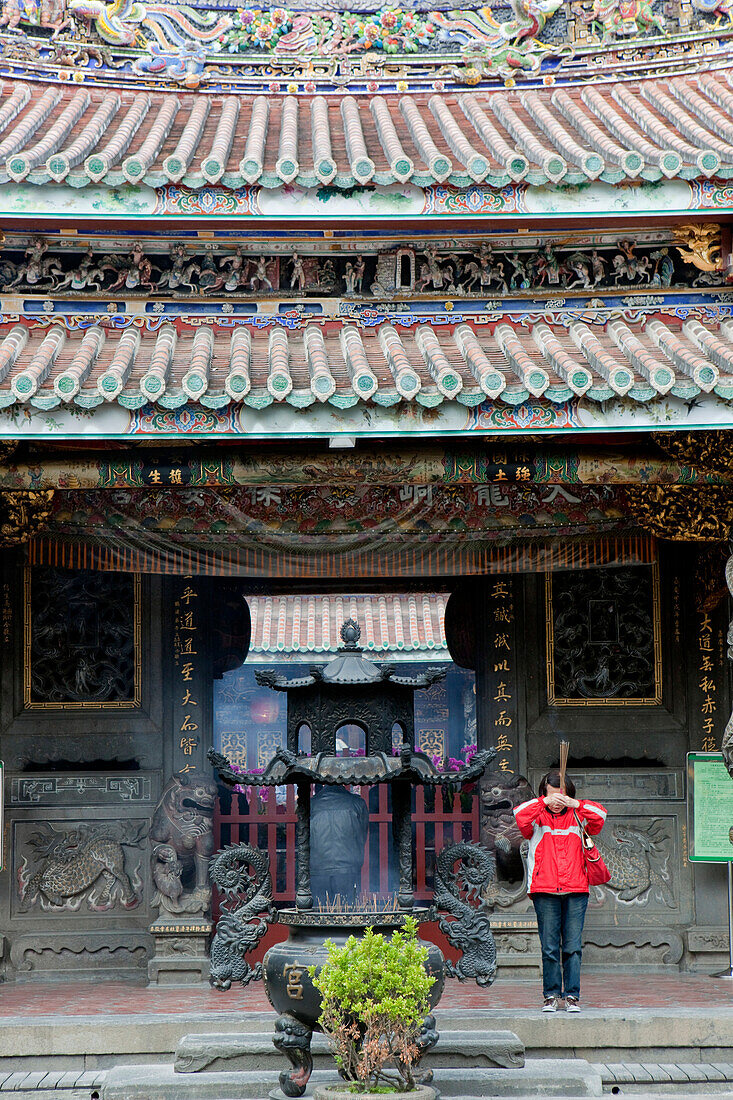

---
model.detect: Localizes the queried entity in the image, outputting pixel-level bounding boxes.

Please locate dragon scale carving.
[434,841,497,987]
[209,842,274,990]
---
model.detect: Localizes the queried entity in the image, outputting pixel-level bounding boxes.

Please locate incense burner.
[209,620,497,1097]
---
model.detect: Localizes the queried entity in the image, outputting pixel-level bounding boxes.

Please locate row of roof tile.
[1,73,733,190]
[2,314,732,411]
[249,593,449,655]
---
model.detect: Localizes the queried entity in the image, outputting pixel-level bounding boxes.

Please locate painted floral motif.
[219,7,439,53]
[216,0,564,55]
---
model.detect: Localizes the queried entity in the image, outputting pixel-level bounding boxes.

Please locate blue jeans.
[532,893,589,999]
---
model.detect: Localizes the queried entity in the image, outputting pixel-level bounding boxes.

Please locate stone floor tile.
[644,1065,673,1082]
[13,1073,48,1090]
[0,972,731,1016]
[601,1064,632,1082]
[674,1064,703,1081]
[75,1072,103,1089]
[621,1063,654,1081]
[699,1064,728,1081]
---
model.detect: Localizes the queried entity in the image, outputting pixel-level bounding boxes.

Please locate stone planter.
[313,1084,437,1100]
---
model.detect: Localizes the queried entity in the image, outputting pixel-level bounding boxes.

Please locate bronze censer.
[208,620,497,1097]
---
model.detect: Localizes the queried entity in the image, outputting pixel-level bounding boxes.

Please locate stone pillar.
[148,576,216,984]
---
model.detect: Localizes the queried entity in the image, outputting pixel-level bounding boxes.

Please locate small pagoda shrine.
[208,619,497,1096]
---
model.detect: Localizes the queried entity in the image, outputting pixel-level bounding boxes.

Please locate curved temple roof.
[1,73,733,192]
[248,594,450,658]
[209,745,496,787]
[3,310,733,414]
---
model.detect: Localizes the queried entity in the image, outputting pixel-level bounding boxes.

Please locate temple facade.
[1,0,733,982]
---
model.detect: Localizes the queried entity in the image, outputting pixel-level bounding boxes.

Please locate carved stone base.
[490,916,542,978]
[147,917,212,985]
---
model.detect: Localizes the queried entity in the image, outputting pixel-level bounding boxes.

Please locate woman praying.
[513,771,607,1013]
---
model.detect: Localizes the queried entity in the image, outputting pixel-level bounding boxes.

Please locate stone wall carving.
[6,732,159,772]
[15,820,145,912]
[10,774,154,805]
[9,933,151,972]
[593,818,675,907]
[150,772,216,918]
[583,930,684,964]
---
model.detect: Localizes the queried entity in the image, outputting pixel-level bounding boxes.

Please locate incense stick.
[559,740,570,793]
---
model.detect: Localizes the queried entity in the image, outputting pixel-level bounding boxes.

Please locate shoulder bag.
[573,810,611,886]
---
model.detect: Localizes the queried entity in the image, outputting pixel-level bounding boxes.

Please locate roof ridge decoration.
[1,0,733,88]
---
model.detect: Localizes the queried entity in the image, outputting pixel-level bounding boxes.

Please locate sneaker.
[565,996,581,1013]
[542,996,559,1013]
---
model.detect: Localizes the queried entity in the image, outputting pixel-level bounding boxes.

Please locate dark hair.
[538,770,576,799]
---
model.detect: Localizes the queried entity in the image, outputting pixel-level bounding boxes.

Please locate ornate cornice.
[624,484,733,541]
[0,490,55,546]
[652,429,733,481]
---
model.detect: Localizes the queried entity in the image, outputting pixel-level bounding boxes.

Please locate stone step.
[173,1029,525,1074]
[2,1007,733,1073]
[102,1060,604,1100]
[597,1061,733,1093]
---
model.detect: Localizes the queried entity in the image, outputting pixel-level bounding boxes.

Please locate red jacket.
[513,797,607,895]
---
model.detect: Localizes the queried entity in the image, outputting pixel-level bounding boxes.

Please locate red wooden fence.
[214,783,479,906]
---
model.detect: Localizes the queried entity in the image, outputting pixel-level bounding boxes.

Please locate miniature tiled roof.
[249,593,449,656]
[2,72,733,190]
[3,313,733,411]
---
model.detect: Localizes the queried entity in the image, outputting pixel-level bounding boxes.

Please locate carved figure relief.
[16,821,145,912]
[546,565,661,704]
[433,841,498,985]
[150,771,217,917]
[25,565,139,708]
[0,234,720,303]
[480,771,535,884]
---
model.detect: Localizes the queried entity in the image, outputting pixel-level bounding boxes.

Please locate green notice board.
[687,753,733,863]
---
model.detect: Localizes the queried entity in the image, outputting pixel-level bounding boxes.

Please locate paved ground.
[1,972,732,1016]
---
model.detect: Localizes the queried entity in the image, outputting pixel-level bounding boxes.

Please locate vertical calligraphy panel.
[475,577,520,776]
[168,576,211,777]
[690,552,728,755]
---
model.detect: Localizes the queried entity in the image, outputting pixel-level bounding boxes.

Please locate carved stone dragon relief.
[16,820,145,912]
[592,819,675,907]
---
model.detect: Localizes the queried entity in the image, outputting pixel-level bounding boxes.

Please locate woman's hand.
[544,793,580,811]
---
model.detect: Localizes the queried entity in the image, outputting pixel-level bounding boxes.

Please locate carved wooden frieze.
[24,565,141,709]
[545,564,662,705]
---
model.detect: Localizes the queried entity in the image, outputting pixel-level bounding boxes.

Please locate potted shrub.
[310,916,437,1098]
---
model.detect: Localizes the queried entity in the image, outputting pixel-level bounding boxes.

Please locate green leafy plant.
[310,916,434,1093]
